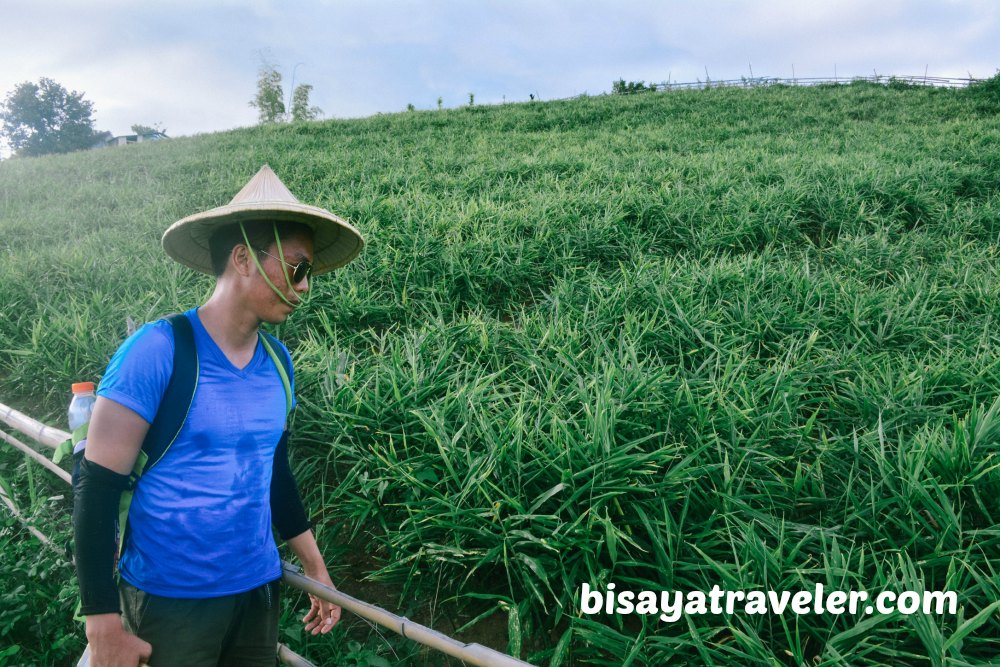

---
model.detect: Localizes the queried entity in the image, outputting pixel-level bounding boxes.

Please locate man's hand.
[301,566,342,635]
[85,613,152,667]
[287,530,342,634]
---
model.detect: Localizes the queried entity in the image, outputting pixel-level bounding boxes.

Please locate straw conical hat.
[162,165,364,275]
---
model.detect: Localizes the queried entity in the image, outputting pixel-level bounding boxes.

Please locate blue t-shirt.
[97,307,295,598]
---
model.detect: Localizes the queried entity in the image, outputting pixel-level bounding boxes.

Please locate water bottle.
[68,382,96,483]
[68,381,97,448]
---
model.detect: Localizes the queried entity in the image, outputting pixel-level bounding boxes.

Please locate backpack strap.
[118,313,199,558]
[259,330,293,419]
[135,313,200,477]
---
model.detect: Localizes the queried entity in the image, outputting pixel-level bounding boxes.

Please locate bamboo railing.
[281,563,534,667]
[0,399,536,667]
[0,401,70,449]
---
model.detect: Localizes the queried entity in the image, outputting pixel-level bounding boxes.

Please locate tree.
[611,79,656,95]
[290,84,321,122]
[130,123,167,136]
[0,78,98,156]
[249,61,285,123]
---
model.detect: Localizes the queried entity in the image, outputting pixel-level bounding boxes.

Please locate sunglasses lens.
[293,262,312,283]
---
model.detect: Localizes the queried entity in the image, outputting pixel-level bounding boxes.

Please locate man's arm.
[270,432,342,634]
[286,530,342,634]
[74,397,153,666]
[85,396,148,472]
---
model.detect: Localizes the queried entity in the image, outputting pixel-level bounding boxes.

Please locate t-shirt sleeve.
[96,321,174,424]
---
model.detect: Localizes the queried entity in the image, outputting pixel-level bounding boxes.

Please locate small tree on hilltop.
[612,79,656,95]
[0,78,99,156]
[130,123,167,136]
[249,60,285,124]
[290,84,322,122]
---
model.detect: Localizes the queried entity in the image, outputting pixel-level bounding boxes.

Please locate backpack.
[56,313,293,557]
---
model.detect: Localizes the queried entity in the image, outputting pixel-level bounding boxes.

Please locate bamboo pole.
[278,644,318,667]
[0,428,72,484]
[0,401,69,449]
[281,562,536,667]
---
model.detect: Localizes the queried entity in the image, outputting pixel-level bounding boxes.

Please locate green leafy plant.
[2,79,999,665]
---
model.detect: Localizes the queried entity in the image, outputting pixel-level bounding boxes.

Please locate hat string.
[239,222,304,309]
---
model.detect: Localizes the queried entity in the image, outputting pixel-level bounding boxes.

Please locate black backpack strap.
[119,313,199,560]
[139,313,199,475]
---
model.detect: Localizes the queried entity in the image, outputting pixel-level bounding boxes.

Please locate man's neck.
[198,288,261,355]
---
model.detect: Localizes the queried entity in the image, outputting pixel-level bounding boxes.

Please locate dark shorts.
[119,578,281,667]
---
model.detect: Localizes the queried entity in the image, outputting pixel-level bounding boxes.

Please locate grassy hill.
[1,78,1000,666]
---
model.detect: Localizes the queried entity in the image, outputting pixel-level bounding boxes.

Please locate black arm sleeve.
[73,457,131,615]
[270,431,311,541]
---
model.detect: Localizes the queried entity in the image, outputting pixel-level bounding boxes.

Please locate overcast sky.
[1,0,998,142]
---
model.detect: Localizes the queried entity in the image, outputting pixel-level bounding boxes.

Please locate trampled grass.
[1,79,999,665]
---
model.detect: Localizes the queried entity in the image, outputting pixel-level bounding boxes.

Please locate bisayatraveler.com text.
[581,583,957,623]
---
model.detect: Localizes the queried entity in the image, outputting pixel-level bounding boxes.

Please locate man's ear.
[231,244,254,277]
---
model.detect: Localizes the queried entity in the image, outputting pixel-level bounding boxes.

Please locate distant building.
[94,131,169,148]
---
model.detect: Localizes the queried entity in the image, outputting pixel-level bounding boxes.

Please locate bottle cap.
[71,381,96,394]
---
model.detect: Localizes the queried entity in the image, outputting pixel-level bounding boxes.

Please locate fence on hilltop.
[599,73,980,98]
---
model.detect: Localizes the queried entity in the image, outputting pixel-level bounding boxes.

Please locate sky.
[1,0,998,144]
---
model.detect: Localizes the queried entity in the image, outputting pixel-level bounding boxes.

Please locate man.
[73,166,365,666]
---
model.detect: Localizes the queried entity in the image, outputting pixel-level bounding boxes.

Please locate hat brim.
[162,200,365,276]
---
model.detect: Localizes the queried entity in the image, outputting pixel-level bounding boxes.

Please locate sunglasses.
[258,249,313,284]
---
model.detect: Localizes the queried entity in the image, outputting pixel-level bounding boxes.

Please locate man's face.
[253,229,315,323]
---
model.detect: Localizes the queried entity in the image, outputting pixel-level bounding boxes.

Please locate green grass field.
[1,77,1000,666]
